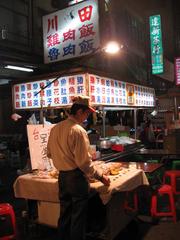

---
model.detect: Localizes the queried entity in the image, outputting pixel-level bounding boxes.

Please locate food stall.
[12,69,155,152]
[12,70,155,239]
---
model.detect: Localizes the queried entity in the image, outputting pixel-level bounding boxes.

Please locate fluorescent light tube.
[5,65,34,72]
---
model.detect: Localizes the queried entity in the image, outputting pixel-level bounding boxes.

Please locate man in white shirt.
[47,96,110,240]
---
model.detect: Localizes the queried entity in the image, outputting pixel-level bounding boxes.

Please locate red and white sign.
[13,74,87,109]
[13,73,155,110]
[42,0,100,63]
[175,57,180,85]
[89,74,155,107]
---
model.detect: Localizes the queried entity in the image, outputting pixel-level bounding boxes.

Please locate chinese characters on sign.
[89,74,155,107]
[175,58,180,85]
[89,75,127,105]
[13,74,155,110]
[149,15,164,74]
[27,124,55,170]
[43,0,100,63]
[13,74,87,109]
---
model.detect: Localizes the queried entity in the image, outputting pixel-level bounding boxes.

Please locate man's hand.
[101,174,110,186]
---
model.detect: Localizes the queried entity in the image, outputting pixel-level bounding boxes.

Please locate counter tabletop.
[136,148,180,156]
[120,162,163,174]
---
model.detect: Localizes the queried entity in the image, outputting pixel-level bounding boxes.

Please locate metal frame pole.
[134,109,137,140]
[102,108,106,138]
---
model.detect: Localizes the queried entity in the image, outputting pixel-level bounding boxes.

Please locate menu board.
[89,74,155,107]
[13,74,87,109]
[89,75,127,105]
[134,84,155,107]
[27,124,55,170]
[13,73,155,110]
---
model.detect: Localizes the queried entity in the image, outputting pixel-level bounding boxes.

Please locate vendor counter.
[14,166,148,240]
[135,148,180,163]
[98,143,143,163]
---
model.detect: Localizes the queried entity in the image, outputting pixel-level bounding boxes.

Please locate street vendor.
[47,95,110,240]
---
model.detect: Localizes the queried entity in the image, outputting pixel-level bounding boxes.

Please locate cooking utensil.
[99,138,112,149]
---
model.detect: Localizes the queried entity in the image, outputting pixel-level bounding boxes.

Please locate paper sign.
[27,124,55,170]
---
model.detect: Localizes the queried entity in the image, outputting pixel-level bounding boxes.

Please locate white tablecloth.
[14,174,59,202]
[14,167,149,204]
[90,168,149,204]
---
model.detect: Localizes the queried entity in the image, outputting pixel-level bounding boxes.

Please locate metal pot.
[99,139,112,149]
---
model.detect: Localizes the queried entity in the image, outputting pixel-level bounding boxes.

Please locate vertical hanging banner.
[175,58,180,85]
[43,0,100,63]
[149,15,164,74]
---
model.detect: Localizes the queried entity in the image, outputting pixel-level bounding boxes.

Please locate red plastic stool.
[124,190,138,212]
[0,203,16,240]
[163,170,180,194]
[151,184,176,223]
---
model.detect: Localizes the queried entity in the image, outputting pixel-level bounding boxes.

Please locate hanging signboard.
[175,57,180,85]
[13,74,87,109]
[149,15,164,74]
[89,74,155,107]
[42,0,100,63]
[27,124,55,170]
[13,73,155,110]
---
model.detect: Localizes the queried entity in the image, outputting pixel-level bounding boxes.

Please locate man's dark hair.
[70,104,89,115]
